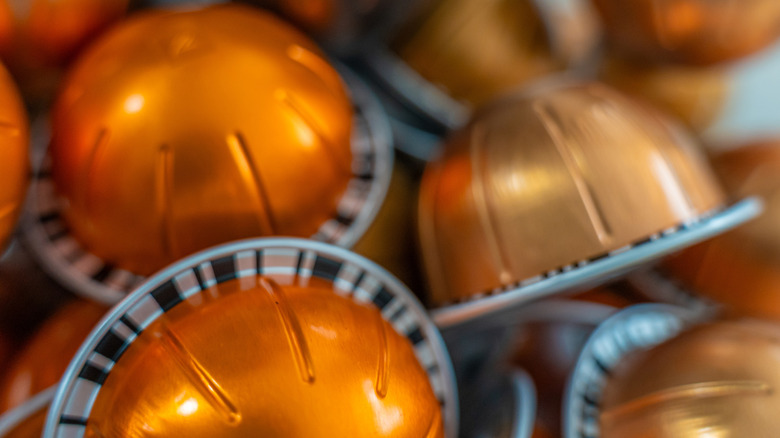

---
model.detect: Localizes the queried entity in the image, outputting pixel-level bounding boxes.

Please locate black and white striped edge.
[21,69,393,306]
[43,238,458,438]
[0,386,56,436]
[432,197,762,330]
[562,304,704,438]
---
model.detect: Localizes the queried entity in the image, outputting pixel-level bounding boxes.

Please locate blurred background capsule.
[600,319,780,437]
[47,5,354,277]
[0,0,129,106]
[591,0,780,65]
[418,81,725,306]
[663,142,780,319]
[0,63,28,254]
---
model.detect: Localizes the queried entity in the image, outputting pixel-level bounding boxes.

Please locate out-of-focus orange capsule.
[0,300,106,412]
[600,56,729,133]
[0,62,27,253]
[663,143,780,319]
[0,0,129,102]
[418,82,725,306]
[592,0,780,65]
[0,388,52,438]
[601,319,780,436]
[49,5,354,276]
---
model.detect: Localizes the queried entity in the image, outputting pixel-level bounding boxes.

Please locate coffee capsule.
[0,0,128,103]
[0,62,27,253]
[43,238,458,437]
[463,369,540,438]
[663,143,780,319]
[0,387,53,438]
[599,56,729,133]
[592,0,780,65]
[419,82,759,329]
[563,303,703,438]
[0,300,107,412]
[23,4,392,305]
[600,318,780,437]
[362,0,561,130]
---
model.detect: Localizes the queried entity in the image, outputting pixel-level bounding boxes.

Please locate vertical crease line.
[226,132,278,234]
[534,101,613,244]
[375,311,389,398]
[259,277,316,383]
[279,91,351,175]
[158,326,242,425]
[469,123,513,284]
[421,165,448,301]
[83,128,109,217]
[156,145,176,259]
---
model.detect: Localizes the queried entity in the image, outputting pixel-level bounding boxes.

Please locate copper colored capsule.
[0,300,106,412]
[49,5,354,276]
[592,0,780,65]
[394,0,560,107]
[0,389,52,438]
[0,63,27,253]
[418,82,725,306]
[663,143,780,319]
[0,0,129,102]
[600,56,729,133]
[601,319,780,436]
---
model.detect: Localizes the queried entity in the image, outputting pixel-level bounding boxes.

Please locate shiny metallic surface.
[592,0,780,65]
[419,82,725,305]
[0,300,106,412]
[601,319,780,437]
[0,63,27,253]
[49,5,355,276]
[664,143,780,319]
[600,56,728,133]
[0,0,128,101]
[392,0,560,108]
[82,281,441,437]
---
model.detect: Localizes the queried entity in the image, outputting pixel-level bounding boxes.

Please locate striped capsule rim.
[21,67,393,306]
[431,197,762,332]
[562,303,706,438]
[43,238,459,438]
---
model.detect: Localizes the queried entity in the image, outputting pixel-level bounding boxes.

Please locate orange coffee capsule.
[592,0,780,65]
[49,5,354,277]
[44,239,457,437]
[601,319,780,436]
[0,300,106,413]
[0,0,128,102]
[0,61,27,253]
[663,143,780,319]
[419,82,725,307]
[0,388,52,438]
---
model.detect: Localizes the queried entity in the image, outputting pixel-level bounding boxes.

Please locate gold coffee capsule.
[49,5,353,277]
[0,0,128,103]
[0,63,27,253]
[600,56,729,133]
[0,300,106,412]
[419,82,725,307]
[44,239,458,437]
[592,0,780,65]
[664,143,780,319]
[601,319,780,437]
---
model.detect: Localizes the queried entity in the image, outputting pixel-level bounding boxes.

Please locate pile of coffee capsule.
[0,0,779,436]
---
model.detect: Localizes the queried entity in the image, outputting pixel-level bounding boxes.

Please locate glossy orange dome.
[49,5,354,276]
[592,0,780,65]
[601,319,780,437]
[663,143,780,319]
[418,82,724,304]
[82,276,442,437]
[0,300,106,412]
[0,62,27,252]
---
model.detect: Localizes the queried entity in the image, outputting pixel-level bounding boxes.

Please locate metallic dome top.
[419,82,725,306]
